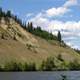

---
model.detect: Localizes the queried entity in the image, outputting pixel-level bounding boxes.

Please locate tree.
[0,8,2,16]
[6,10,11,17]
[57,31,62,42]
[27,22,34,32]
[0,8,3,21]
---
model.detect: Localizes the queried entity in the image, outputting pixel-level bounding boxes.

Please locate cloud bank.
[27,0,80,49]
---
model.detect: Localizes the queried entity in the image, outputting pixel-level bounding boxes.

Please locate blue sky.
[0,0,66,20]
[0,0,80,49]
[0,0,80,21]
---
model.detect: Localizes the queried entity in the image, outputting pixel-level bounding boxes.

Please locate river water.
[0,71,80,80]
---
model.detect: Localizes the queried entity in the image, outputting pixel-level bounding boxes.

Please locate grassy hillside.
[0,9,80,70]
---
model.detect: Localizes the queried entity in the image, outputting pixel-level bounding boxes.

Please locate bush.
[3,61,37,71]
[68,59,80,70]
[57,54,64,62]
[4,61,23,71]
[57,61,69,71]
[23,62,37,71]
[40,57,56,71]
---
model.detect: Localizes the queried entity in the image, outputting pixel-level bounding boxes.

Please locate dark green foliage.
[23,62,36,71]
[40,56,80,71]
[74,49,80,54]
[0,7,5,17]
[4,61,23,71]
[27,22,34,32]
[40,57,56,71]
[0,66,4,71]
[0,58,80,71]
[26,23,57,40]
[57,31,62,42]
[6,10,11,17]
[57,54,64,61]
[33,27,57,40]
[0,7,27,30]
[40,60,46,71]
[0,61,37,71]
[23,63,28,71]
[0,8,2,21]
[57,61,69,71]
[69,59,80,70]
[0,8,2,16]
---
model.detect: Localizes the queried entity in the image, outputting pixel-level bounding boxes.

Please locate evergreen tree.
[27,22,33,32]
[0,8,3,21]
[57,31,62,42]
[6,10,11,17]
[0,8,2,17]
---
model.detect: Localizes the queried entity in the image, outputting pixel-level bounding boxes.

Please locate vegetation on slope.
[0,55,80,71]
[26,22,58,40]
[0,8,80,71]
[74,49,80,54]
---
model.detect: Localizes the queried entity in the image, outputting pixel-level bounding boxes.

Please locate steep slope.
[0,17,39,47]
[0,17,80,68]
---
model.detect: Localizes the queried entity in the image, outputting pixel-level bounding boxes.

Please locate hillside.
[0,9,80,70]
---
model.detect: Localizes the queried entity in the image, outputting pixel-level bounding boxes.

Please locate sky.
[0,0,80,49]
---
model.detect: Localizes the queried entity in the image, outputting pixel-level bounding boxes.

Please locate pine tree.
[57,31,62,42]
[6,10,11,17]
[0,8,3,21]
[27,22,33,32]
[0,8,2,17]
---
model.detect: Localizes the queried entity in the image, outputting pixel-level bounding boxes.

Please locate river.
[0,71,80,80]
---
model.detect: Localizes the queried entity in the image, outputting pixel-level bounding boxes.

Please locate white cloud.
[27,0,78,18]
[46,7,68,17]
[27,0,79,49]
[29,14,49,29]
[26,13,34,17]
[45,0,78,17]
[28,0,79,32]
[64,0,78,8]
[28,17,80,49]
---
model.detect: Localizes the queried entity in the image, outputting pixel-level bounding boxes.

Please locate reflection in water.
[61,74,67,80]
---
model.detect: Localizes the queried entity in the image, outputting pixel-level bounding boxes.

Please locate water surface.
[0,71,80,80]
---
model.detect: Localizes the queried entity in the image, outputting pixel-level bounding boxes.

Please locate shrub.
[57,61,69,71]
[40,57,56,71]
[57,54,64,62]
[4,61,23,71]
[69,59,80,70]
[23,62,37,71]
